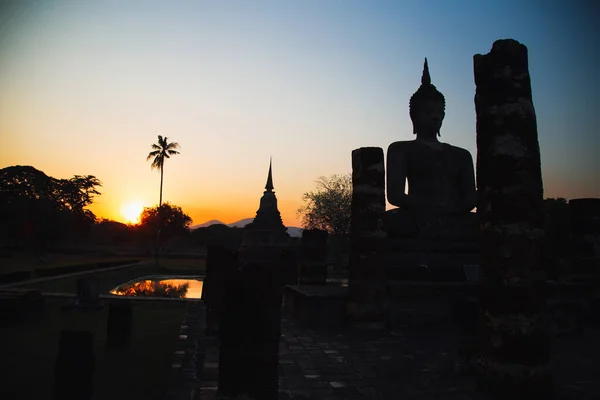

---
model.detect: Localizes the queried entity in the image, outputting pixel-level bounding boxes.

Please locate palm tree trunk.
[155,165,164,266]
[159,165,164,209]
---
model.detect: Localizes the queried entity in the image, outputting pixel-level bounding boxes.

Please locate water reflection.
[110,277,203,299]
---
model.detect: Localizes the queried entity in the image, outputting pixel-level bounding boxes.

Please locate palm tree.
[146,135,180,209]
[147,135,180,263]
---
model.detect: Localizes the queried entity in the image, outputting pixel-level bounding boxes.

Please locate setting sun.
[120,201,145,224]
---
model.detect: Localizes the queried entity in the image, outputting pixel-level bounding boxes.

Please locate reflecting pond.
[110,276,203,299]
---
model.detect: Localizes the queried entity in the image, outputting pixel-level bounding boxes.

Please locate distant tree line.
[0,165,101,253]
[91,209,246,252]
[0,164,245,254]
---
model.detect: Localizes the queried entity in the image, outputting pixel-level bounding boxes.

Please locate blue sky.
[1,0,598,225]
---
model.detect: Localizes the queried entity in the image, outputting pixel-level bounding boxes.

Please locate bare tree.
[297,174,352,235]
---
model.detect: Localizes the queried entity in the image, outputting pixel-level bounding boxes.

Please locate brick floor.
[277,318,486,400]
[196,314,600,399]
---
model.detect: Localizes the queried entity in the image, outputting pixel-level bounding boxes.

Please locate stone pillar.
[346,147,387,329]
[299,228,328,285]
[203,246,238,334]
[474,39,551,396]
[281,248,299,286]
[216,253,242,398]
[218,261,281,400]
[76,277,100,308]
[53,330,95,400]
[106,298,133,349]
[569,198,600,263]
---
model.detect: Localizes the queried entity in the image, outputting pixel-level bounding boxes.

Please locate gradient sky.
[1,0,598,227]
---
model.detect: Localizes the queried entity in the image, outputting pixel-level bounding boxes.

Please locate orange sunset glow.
[120,201,146,224]
[1,2,598,228]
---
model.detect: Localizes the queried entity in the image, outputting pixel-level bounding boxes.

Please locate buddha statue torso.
[385,59,477,240]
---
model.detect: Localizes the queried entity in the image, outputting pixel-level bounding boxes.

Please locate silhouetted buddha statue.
[385,59,477,240]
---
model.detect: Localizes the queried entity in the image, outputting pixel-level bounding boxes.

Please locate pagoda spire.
[265,157,274,192]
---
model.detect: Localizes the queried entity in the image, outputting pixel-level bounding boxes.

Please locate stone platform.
[377,238,480,282]
[283,285,348,330]
[195,312,600,399]
[283,282,481,331]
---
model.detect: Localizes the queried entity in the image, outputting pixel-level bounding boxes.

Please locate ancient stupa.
[239,158,290,262]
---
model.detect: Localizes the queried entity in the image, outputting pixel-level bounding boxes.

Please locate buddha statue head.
[409,58,446,137]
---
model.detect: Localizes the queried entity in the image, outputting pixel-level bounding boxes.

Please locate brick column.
[346,147,388,329]
[474,39,551,396]
[203,246,238,334]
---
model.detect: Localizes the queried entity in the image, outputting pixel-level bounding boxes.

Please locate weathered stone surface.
[385,59,477,240]
[76,277,100,307]
[218,262,281,400]
[106,298,133,349]
[351,147,386,241]
[347,147,387,328]
[474,38,551,397]
[0,288,45,322]
[202,246,238,334]
[301,228,328,260]
[240,159,289,252]
[299,228,328,285]
[53,330,95,400]
[281,248,299,286]
[218,160,287,399]
[164,301,203,400]
[569,198,600,259]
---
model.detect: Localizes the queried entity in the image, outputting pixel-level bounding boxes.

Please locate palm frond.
[146,150,160,161]
[151,157,163,170]
[147,135,179,170]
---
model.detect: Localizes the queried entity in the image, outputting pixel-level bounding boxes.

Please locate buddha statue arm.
[458,149,476,214]
[386,142,418,209]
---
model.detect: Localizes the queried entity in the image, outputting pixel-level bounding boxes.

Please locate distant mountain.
[191,219,226,229]
[192,217,304,237]
[228,218,254,228]
[286,226,304,238]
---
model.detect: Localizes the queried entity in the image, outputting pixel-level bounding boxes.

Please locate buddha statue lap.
[385,59,477,241]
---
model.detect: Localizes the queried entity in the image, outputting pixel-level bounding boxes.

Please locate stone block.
[53,330,95,400]
[76,277,101,308]
[106,298,132,349]
[299,262,327,285]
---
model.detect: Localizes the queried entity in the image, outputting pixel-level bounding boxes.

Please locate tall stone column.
[203,246,238,334]
[346,147,387,329]
[474,39,551,396]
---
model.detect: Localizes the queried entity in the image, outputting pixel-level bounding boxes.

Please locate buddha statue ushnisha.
[385,58,477,240]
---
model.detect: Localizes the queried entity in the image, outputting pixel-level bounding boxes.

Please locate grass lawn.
[14,263,158,294]
[1,253,140,273]
[0,297,189,400]
[151,257,206,275]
